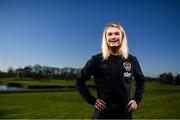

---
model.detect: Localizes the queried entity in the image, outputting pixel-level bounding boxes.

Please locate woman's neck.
[109,47,119,55]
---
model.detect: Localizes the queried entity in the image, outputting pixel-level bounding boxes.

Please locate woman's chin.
[109,44,121,48]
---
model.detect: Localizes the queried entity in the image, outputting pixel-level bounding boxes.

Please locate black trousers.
[92,108,132,119]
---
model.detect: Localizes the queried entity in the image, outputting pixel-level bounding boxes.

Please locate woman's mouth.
[109,39,119,42]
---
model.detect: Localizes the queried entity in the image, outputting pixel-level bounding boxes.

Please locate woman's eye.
[115,32,120,35]
[108,32,120,36]
[108,33,112,36]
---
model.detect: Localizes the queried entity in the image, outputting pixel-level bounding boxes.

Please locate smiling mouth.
[109,39,119,42]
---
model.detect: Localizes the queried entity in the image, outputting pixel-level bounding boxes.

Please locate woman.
[76,23,146,119]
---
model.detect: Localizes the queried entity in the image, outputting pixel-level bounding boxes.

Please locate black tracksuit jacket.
[76,53,146,119]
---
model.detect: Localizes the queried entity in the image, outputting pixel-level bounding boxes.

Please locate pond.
[0,85,23,91]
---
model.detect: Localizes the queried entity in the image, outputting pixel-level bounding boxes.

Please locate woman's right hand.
[95,99,107,111]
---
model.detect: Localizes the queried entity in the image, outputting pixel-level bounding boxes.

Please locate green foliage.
[175,74,180,85]
[159,72,174,84]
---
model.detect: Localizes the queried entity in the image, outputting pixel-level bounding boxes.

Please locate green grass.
[0,92,94,119]
[0,77,95,86]
[133,81,180,119]
[0,80,180,119]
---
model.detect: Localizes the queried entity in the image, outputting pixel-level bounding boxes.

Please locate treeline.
[159,73,180,85]
[147,72,180,85]
[0,64,81,80]
[0,65,179,85]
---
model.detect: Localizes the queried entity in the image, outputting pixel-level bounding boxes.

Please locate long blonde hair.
[101,23,129,60]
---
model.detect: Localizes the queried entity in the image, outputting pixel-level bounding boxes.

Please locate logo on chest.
[123,62,132,78]
[123,62,131,71]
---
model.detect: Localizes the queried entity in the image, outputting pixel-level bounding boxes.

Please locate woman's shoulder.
[88,52,103,64]
[83,53,102,68]
[91,52,103,60]
[128,54,138,61]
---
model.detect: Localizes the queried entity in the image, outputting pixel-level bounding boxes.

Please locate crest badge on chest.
[123,62,131,71]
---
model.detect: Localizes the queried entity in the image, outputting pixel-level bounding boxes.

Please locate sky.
[0,0,179,77]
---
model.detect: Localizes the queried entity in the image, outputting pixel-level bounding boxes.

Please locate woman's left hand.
[127,100,137,112]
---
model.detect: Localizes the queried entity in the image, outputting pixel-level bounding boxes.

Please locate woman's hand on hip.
[127,99,137,112]
[95,99,107,111]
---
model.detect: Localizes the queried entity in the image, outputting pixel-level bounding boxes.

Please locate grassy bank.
[0,81,180,119]
[0,78,95,91]
[0,77,94,86]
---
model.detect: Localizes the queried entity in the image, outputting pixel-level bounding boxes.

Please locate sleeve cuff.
[89,97,97,106]
[132,97,141,105]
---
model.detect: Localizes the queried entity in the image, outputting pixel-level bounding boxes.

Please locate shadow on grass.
[0,109,12,118]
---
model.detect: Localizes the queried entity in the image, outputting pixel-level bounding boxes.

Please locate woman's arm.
[132,56,146,105]
[76,56,97,106]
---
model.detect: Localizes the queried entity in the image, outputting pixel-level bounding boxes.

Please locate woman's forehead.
[106,27,121,32]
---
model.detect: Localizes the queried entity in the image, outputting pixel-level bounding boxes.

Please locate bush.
[7,83,23,87]
[159,72,174,84]
[175,74,180,85]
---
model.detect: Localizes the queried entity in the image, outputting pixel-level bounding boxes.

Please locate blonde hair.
[101,23,129,60]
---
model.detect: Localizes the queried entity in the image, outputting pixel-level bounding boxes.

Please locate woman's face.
[106,27,122,47]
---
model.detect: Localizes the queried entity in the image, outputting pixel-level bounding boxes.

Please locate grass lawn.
[0,92,93,119]
[0,80,180,119]
[133,81,180,119]
[0,77,95,86]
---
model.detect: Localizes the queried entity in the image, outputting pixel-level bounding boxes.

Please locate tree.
[33,64,43,79]
[7,67,15,77]
[175,74,180,85]
[15,68,24,78]
[159,72,174,84]
[24,66,33,78]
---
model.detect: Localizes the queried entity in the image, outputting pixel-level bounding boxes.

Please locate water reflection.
[0,85,23,91]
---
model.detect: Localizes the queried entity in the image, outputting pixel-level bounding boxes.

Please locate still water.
[0,85,23,91]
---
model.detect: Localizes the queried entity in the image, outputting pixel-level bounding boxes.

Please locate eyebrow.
[107,32,120,34]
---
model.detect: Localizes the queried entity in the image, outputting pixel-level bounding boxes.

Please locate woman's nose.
[111,34,116,39]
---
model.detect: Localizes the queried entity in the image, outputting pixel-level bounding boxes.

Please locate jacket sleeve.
[132,56,146,105]
[75,56,97,106]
